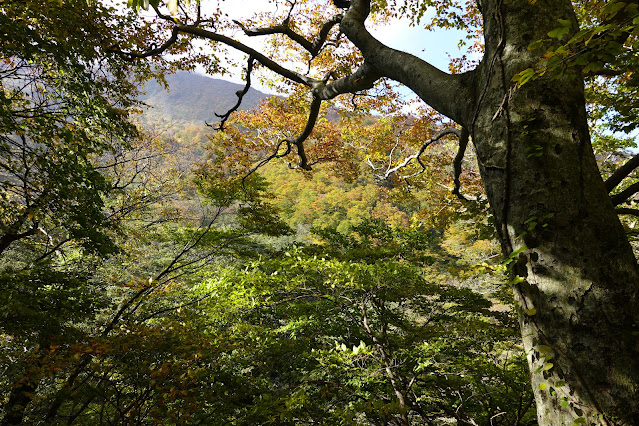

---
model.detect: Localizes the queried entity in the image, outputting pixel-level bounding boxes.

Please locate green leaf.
[514,68,536,86]
[528,40,544,50]
[539,382,547,390]
[513,275,525,285]
[539,345,552,354]
[548,26,570,39]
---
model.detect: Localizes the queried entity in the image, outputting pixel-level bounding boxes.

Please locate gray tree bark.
[464,1,639,423]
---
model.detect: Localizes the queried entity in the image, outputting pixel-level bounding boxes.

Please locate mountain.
[138,71,271,125]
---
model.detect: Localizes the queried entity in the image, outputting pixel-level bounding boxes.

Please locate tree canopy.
[3,0,639,425]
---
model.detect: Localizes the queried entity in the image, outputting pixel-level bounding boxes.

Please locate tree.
[0,1,152,423]
[0,1,229,422]
[187,219,534,425]
[116,0,639,423]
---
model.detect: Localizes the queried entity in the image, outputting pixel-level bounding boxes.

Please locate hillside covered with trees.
[2,0,639,425]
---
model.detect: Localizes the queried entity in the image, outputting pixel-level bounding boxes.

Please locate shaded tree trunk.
[466,0,639,423]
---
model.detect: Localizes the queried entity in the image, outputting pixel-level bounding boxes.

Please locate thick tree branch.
[312,61,381,99]
[176,22,381,102]
[590,68,624,77]
[292,95,322,170]
[333,0,352,8]
[0,225,38,255]
[615,207,639,217]
[124,0,471,122]
[611,181,639,206]
[339,0,475,124]
[605,154,639,192]
[112,8,382,108]
[244,95,323,180]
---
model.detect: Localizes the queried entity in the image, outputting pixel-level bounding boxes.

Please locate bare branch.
[174,23,320,87]
[375,128,461,180]
[244,140,292,181]
[234,14,342,58]
[139,294,211,322]
[111,9,382,106]
[244,95,323,180]
[605,154,639,192]
[210,55,255,130]
[107,26,179,61]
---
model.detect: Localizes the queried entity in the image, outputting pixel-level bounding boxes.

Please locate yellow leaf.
[168,0,178,15]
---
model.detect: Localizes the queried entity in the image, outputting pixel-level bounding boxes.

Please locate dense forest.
[2,0,639,425]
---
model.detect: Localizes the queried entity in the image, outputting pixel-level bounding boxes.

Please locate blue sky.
[371,19,469,72]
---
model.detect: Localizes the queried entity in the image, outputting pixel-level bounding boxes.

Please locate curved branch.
[173,24,320,87]
[210,55,255,130]
[243,140,292,181]
[114,8,381,105]
[605,154,639,192]
[292,95,323,170]
[338,0,475,124]
[376,128,461,180]
[452,127,470,200]
[107,26,179,60]
[312,61,381,99]
[243,95,323,181]
[176,22,379,104]
[234,14,342,58]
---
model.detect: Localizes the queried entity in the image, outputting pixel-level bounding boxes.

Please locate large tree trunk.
[337,1,639,421]
[468,0,639,423]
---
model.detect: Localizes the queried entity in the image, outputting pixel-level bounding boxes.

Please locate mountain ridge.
[139,71,270,125]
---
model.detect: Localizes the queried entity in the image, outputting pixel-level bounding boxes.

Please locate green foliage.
[515,1,639,135]
[0,2,547,424]
[175,220,535,425]
[0,265,104,341]
[0,0,148,256]
[261,162,424,234]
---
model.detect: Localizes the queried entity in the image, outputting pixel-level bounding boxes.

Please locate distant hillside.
[138,71,270,125]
